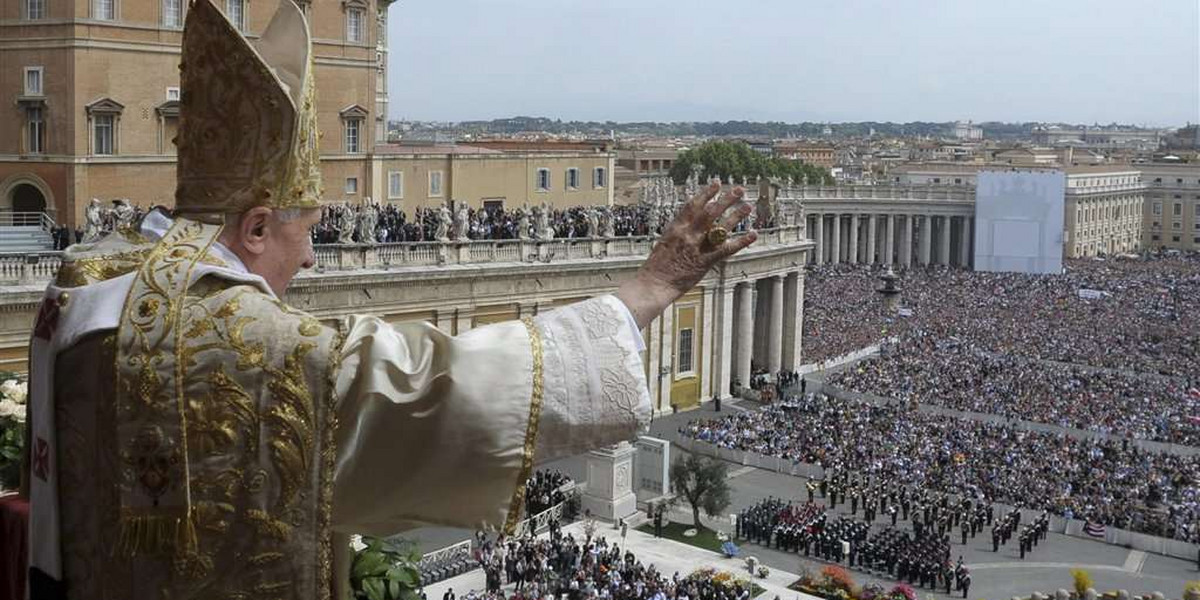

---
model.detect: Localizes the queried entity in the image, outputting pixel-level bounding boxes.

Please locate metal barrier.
[0,211,54,230]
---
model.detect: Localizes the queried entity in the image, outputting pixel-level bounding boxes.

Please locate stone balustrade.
[781,184,975,203]
[0,226,806,285]
[0,253,63,286]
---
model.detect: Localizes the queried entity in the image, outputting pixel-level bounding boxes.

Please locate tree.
[669,453,732,530]
[669,140,834,186]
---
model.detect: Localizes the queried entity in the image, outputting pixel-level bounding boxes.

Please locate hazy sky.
[386,0,1200,126]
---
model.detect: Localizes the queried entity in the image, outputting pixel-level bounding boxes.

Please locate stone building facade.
[1064,166,1144,258]
[368,145,616,210]
[1141,164,1200,251]
[0,0,390,225]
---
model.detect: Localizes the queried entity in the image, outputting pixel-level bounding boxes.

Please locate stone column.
[919,215,932,266]
[830,214,841,264]
[884,214,895,265]
[959,217,971,267]
[938,216,952,265]
[753,279,769,369]
[901,215,913,267]
[647,315,662,410]
[848,214,860,264]
[813,214,824,264]
[734,282,753,392]
[656,303,674,411]
[767,275,784,374]
[715,285,735,400]
[700,286,716,402]
[781,271,802,371]
[867,214,878,265]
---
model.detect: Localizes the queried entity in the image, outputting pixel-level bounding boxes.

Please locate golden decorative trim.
[113,218,223,558]
[317,326,346,600]
[504,318,546,534]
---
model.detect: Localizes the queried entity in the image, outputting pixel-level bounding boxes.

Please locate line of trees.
[668,140,835,186]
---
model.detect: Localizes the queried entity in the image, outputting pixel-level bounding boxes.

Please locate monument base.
[580,442,639,522]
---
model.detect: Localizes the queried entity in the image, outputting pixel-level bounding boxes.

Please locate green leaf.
[387,579,400,599]
[363,577,386,600]
[353,552,388,579]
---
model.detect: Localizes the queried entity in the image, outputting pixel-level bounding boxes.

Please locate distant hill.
[391,118,1150,141]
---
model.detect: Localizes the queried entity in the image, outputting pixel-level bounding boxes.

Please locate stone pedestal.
[336,246,364,270]
[581,442,638,522]
[453,243,471,264]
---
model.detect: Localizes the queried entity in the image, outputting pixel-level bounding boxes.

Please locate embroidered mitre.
[174,0,323,217]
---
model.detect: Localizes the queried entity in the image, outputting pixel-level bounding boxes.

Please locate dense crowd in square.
[802,254,1200,443]
[681,394,1200,542]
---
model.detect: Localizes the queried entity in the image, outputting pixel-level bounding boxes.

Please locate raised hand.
[617,182,758,330]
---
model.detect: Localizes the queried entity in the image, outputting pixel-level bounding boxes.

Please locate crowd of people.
[802,256,1200,378]
[830,339,1200,444]
[312,203,668,244]
[800,256,1200,444]
[466,528,758,600]
[735,490,979,597]
[681,393,1200,542]
[524,470,575,519]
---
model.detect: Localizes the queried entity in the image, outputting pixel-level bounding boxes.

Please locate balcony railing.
[0,225,808,286]
[0,211,55,230]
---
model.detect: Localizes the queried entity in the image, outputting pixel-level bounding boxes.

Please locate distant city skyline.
[386,0,1199,127]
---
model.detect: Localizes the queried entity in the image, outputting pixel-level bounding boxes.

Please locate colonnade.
[722,270,804,394]
[807,212,973,268]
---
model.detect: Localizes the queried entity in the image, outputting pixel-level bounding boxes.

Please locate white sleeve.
[532,294,652,463]
[330,295,651,536]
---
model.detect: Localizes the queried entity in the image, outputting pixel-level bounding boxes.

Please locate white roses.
[0,379,27,423]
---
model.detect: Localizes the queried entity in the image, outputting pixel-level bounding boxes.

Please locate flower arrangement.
[889,583,917,600]
[859,583,885,600]
[688,567,756,592]
[821,565,855,593]
[756,566,770,579]
[0,377,27,490]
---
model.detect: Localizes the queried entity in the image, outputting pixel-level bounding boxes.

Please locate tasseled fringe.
[114,506,198,558]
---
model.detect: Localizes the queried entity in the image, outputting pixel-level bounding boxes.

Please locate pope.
[24,0,755,598]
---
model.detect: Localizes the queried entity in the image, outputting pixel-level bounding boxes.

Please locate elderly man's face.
[258,208,321,295]
[226,207,321,296]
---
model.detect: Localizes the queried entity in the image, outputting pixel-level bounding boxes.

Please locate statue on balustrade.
[535,202,553,240]
[453,202,470,241]
[585,206,600,238]
[435,202,451,241]
[337,202,356,244]
[23,2,758,599]
[112,199,137,233]
[647,200,661,235]
[358,199,378,244]
[601,206,617,238]
[518,205,531,240]
[82,199,105,243]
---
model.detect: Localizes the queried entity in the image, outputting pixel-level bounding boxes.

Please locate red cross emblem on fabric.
[33,437,50,482]
[33,297,60,341]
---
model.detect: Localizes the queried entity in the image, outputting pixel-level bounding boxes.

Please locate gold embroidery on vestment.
[505,318,546,534]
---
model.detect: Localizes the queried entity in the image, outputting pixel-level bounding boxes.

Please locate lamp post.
[877,266,902,314]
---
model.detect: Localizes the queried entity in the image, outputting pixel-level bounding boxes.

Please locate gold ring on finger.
[705,226,730,249]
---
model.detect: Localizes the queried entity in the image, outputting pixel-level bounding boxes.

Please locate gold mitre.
[174,0,323,218]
